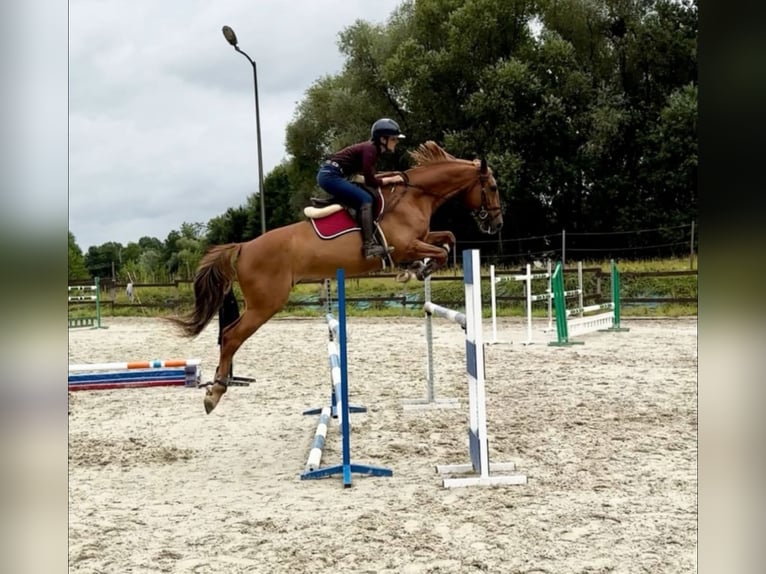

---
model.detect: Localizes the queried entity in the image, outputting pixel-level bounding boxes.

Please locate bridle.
[385,163,502,233]
[471,171,502,227]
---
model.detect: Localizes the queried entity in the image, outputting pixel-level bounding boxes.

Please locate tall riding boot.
[359,203,389,259]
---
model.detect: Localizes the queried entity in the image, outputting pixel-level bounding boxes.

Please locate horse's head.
[466,158,503,234]
[405,141,504,235]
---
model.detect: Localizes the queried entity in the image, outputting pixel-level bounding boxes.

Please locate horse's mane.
[409,141,459,167]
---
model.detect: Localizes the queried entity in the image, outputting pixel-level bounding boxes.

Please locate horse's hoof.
[395,271,414,283]
[203,382,227,415]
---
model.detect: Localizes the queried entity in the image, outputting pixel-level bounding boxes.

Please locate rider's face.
[384,136,400,152]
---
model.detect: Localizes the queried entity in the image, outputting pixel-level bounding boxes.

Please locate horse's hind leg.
[204,308,265,414]
[204,288,291,414]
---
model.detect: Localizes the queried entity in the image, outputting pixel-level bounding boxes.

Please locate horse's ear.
[480,158,488,173]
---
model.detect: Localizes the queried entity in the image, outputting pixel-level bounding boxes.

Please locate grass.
[70,257,697,321]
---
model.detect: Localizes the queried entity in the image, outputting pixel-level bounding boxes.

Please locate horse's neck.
[408,163,474,206]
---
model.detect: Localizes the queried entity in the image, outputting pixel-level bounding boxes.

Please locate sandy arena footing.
[69,316,697,573]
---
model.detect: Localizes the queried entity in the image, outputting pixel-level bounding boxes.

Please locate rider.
[316,118,406,259]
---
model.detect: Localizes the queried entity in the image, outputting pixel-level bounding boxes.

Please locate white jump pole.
[402,267,460,410]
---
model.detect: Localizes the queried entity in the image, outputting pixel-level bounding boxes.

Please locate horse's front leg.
[419,231,456,276]
[423,231,456,255]
[401,239,452,280]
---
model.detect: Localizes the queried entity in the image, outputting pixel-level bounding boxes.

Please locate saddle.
[303,177,393,267]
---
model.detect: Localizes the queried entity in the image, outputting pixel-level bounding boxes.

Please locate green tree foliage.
[282,0,697,259]
[203,162,303,246]
[162,230,182,278]
[207,206,250,245]
[84,241,124,280]
[131,236,167,282]
[152,223,207,280]
[138,248,165,282]
[68,231,90,280]
[71,0,697,267]
[262,163,300,229]
[640,82,697,245]
[175,222,206,279]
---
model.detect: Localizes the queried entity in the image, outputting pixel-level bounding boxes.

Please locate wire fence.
[77,221,699,285]
[464,221,697,268]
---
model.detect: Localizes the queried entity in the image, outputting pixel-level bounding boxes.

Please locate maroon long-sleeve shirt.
[328,141,381,187]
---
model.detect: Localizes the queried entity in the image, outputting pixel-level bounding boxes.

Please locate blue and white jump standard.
[434,250,527,488]
[301,268,393,487]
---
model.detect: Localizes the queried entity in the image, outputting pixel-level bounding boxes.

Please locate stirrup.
[364,243,391,259]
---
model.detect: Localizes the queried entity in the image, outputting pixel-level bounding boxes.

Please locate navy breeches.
[316,166,373,209]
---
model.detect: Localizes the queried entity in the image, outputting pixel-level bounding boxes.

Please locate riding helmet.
[370,118,406,141]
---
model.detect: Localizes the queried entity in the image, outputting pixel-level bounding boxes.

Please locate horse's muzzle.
[479,216,503,235]
[473,208,503,235]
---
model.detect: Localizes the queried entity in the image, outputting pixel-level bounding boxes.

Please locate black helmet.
[370,118,406,141]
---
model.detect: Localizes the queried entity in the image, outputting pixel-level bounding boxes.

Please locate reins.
[378,161,502,227]
[398,166,497,215]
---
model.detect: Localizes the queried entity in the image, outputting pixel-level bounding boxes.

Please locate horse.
[169,141,504,414]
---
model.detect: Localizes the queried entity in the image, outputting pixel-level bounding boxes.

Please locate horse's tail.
[168,243,241,337]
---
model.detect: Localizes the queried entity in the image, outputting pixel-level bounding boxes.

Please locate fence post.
[561,229,566,268]
[595,270,602,302]
[689,220,696,270]
[95,276,102,328]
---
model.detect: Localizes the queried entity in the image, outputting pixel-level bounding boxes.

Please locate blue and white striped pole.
[301,268,393,487]
[435,249,527,488]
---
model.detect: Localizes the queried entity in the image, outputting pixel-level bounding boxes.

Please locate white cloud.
[69,0,402,249]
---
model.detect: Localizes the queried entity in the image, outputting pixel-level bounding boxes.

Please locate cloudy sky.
[69,0,404,250]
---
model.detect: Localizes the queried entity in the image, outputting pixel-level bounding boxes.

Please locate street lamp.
[222,25,267,235]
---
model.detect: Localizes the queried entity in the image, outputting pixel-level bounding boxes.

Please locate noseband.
[471,172,501,225]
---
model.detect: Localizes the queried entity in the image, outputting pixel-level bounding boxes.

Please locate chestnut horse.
[169,141,503,414]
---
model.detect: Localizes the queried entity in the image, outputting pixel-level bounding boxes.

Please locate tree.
[162,230,182,278]
[68,231,89,280]
[176,223,205,279]
[139,249,164,282]
[76,0,698,262]
[84,242,124,280]
[641,81,697,241]
[162,222,207,280]
[258,163,304,231]
[206,207,250,245]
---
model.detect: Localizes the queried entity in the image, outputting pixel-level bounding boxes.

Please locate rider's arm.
[378,173,404,186]
[361,144,403,187]
[360,144,382,187]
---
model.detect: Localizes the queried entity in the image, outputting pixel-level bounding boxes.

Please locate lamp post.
[222,25,267,235]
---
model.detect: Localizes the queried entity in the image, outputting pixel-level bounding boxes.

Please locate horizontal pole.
[305,406,332,472]
[424,301,466,328]
[565,303,613,317]
[69,358,201,373]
